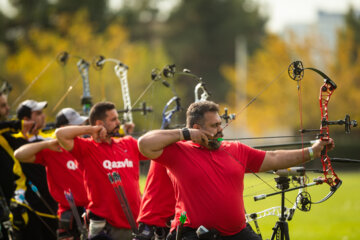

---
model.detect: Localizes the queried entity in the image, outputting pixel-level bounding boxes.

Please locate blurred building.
[283,11,345,52]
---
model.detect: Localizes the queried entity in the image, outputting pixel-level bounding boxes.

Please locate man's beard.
[107,125,120,137]
[208,131,223,150]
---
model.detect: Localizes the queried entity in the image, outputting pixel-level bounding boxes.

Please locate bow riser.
[319,81,340,187]
[77,59,92,116]
[115,64,133,123]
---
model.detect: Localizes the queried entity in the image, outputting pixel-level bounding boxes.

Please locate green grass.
[244,172,360,240]
[140,172,360,239]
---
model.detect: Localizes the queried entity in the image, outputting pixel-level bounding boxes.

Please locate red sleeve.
[70,137,87,165]
[152,143,178,167]
[34,149,47,165]
[123,136,149,161]
[238,143,265,173]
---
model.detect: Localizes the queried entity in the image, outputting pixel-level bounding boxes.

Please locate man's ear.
[23,116,30,121]
[95,119,104,126]
[193,123,201,129]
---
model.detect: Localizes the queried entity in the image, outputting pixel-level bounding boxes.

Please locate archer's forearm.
[260,148,312,172]
[55,125,94,151]
[138,129,182,159]
[14,141,50,163]
[259,138,333,172]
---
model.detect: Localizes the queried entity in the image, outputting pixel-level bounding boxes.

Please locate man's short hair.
[89,102,116,125]
[16,100,47,120]
[186,101,219,127]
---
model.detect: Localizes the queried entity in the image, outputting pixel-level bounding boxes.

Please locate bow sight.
[117,102,152,116]
[323,114,357,134]
[300,114,358,135]
[220,108,236,124]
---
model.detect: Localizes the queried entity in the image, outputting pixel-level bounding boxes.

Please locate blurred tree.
[343,6,360,62]
[330,6,360,128]
[113,0,267,102]
[220,34,334,136]
[2,0,110,52]
[7,0,109,30]
[115,0,160,42]
[8,0,51,29]
[5,11,173,132]
[162,0,267,102]
[52,0,110,32]
[221,15,360,138]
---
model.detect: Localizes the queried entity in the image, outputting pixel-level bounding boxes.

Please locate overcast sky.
[1,0,360,34]
[109,0,360,33]
[254,0,360,33]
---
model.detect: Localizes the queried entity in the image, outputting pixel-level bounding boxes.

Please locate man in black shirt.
[0,97,58,240]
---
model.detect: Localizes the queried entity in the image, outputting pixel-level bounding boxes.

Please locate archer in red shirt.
[135,161,176,239]
[138,100,335,239]
[14,107,89,239]
[56,102,147,240]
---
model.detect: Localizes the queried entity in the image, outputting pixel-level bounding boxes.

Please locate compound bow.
[288,60,357,205]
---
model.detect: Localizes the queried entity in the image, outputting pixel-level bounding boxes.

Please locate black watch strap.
[181,127,191,141]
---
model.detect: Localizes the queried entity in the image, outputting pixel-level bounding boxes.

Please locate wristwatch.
[181,127,191,141]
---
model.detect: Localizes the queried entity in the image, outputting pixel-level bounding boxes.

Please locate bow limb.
[194,82,210,102]
[114,63,132,123]
[311,181,342,204]
[161,96,181,130]
[92,56,133,123]
[52,52,92,114]
[77,59,92,115]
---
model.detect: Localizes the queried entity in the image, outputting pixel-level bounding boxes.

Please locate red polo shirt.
[35,148,88,216]
[137,161,176,227]
[70,136,147,229]
[154,141,265,236]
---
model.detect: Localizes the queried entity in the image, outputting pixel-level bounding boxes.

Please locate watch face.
[182,128,191,140]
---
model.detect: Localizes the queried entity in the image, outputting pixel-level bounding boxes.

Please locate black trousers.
[57,207,85,240]
[167,224,261,240]
[13,209,58,240]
